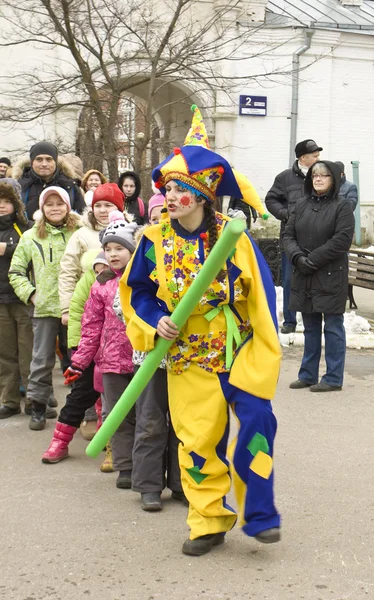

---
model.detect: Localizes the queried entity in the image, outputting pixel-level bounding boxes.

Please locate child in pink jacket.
[42,213,138,490]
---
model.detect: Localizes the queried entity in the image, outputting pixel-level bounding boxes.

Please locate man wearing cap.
[265,139,322,334]
[15,142,85,220]
[335,161,358,212]
[0,157,11,178]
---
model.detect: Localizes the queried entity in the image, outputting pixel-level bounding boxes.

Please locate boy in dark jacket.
[0,179,33,418]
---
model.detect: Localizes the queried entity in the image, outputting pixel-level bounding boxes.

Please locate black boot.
[182,533,225,556]
[29,401,46,431]
[116,470,132,489]
[0,405,21,419]
[171,490,189,507]
[141,492,162,512]
[25,403,57,419]
[255,527,281,544]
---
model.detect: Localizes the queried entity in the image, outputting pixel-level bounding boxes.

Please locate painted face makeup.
[180,195,192,207]
[164,180,206,229]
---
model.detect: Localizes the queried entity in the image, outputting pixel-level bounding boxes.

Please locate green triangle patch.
[145,244,156,265]
[186,465,208,485]
[247,432,269,457]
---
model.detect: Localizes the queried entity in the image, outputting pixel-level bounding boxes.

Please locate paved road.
[1,346,374,600]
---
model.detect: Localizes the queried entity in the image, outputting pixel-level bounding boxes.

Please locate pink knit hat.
[148,193,165,219]
[39,186,71,212]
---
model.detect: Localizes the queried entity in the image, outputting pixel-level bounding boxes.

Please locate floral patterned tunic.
[144,215,252,375]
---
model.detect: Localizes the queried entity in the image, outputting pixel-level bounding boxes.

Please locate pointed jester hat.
[152,104,267,217]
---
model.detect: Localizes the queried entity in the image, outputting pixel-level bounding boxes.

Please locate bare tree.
[0,0,299,181]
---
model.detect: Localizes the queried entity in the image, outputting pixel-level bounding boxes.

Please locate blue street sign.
[239,95,267,116]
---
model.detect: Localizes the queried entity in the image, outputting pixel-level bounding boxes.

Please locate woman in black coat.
[283,160,355,392]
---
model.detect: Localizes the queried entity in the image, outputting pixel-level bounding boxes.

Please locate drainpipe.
[351,161,361,246]
[289,30,314,167]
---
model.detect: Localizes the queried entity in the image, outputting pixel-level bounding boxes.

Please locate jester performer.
[120,105,282,556]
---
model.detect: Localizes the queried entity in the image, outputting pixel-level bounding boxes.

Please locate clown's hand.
[228,208,247,221]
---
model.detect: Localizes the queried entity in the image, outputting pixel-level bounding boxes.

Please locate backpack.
[137,197,145,217]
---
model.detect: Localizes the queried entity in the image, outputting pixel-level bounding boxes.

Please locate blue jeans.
[299,313,346,387]
[281,252,296,328]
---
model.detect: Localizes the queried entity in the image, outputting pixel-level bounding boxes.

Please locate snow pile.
[344,311,371,334]
[275,287,374,348]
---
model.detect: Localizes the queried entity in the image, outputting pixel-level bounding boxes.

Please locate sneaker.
[116,470,132,489]
[182,533,225,556]
[280,325,296,334]
[29,402,46,431]
[310,382,342,392]
[289,379,313,389]
[141,492,162,512]
[171,491,189,507]
[80,420,97,441]
[0,405,21,419]
[255,527,281,544]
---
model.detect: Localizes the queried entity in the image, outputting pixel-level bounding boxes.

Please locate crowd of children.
[0,106,283,556]
[0,167,186,512]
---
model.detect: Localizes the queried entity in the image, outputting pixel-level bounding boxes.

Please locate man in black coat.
[283,160,355,392]
[17,142,85,220]
[265,139,322,333]
[335,161,358,211]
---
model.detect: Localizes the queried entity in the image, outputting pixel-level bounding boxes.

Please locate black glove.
[281,210,289,224]
[250,207,258,223]
[296,256,318,274]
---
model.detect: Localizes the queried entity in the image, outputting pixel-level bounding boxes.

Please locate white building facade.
[1,0,374,240]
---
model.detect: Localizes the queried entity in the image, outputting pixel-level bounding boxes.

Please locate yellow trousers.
[167,363,280,540]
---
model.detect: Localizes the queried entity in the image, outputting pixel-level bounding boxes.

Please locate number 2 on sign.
[245,97,252,106]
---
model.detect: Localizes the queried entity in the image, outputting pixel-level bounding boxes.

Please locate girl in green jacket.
[9,186,80,431]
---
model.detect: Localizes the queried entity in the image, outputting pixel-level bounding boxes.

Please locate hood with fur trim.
[12,154,79,183]
[0,180,28,224]
[32,208,81,228]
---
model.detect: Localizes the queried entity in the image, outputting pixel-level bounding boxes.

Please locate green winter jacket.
[68,268,96,348]
[9,215,80,318]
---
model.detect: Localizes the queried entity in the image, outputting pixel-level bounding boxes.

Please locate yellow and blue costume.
[120,106,282,540]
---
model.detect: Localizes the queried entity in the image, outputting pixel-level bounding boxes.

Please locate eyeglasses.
[312,174,331,180]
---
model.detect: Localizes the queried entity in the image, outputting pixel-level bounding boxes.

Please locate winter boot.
[100,443,113,473]
[25,402,57,419]
[141,492,162,512]
[29,401,47,431]
[41,422,77,463]
[182,533,226,556]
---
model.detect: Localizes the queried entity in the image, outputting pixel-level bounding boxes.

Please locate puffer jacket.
[283,160,355,314]
[9,213,80,317]
[14,155,85,220]
[67,267,96,348]
[71,272,134,375]
[59,208,106,314]
[0,214,31,303]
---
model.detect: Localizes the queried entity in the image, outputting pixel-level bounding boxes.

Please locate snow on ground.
[275,287,374,349]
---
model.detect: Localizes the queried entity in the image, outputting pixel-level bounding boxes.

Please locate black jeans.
[58,362,98,428]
